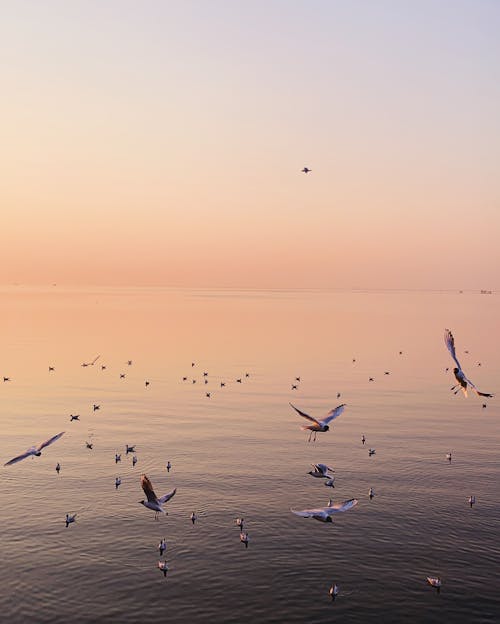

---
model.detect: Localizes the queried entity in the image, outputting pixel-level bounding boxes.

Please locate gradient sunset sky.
[1,1,499,289]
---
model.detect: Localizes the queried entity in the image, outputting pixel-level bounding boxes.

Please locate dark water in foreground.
[1,287,499,623]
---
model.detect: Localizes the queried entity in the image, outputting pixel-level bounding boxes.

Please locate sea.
[1,286,498,623]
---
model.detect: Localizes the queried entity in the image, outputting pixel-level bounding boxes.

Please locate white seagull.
[65,513,76,528]
[140,474,177,520]
[4,432,65,466]
[329,583,339,600]
[444,329,493,398]
[240,531,250,548]
[427,577,441,591]
[290,403,346,442]
[158,560,169,577]
[291,498,358,522]
[158,538,167,555]
[308,463,335,479]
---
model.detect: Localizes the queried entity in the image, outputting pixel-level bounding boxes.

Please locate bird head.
[35,451,42,457]
[325,516,333,523]
[139,500,145,506]
[323,425,330,432]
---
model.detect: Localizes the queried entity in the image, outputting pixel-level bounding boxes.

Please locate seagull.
[236,517,244,529]
[329,583,339,601]
[65,513,76,528]
[3,377,11,382]
[115,477,121,489]
[127,360,132,366]
[56,462,61,474]
[93,404,100,411]
[190,511,197,524]
[301,167,311,174]
[290,403,346,442]
[361,434,366,445]
[446,452,452,463]
[145,380,150,387]
[158,538,167,555]
[115,454,121,463]
[444,329,493,398]
[140,474,177,520]
[240,532,250,548]
[468,495,476,508]
[85,441,93,450]
[125,445,135,454]
[70,414,80,422]
[158,560,169,577]
[48,366,55,372]
[291,498,358,522]
[166,461,171,473]
[132,455,138,467]
[427,577,441,591]
[81,355,100,367]
[4,432,65,466]
[120,373,126,379]
[308,463,335,479]
[369,448,376,456]
[369,487,375,499]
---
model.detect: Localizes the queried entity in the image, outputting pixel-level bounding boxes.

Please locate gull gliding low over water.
[291,498,358,522]
[444,329,493,398]
[4,432,65,466]
[290,403,346,442]
[140,474,177,520]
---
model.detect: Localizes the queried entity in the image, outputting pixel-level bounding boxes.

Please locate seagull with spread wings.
[290,403,346,442]
[140,474,177,520]
[4,432,65,466]
[291,498,358,522]
[444,329,493,398]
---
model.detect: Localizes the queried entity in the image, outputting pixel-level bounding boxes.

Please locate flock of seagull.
[2,328,494,600]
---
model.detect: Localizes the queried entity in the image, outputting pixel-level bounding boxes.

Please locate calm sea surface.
[0,287,499,623]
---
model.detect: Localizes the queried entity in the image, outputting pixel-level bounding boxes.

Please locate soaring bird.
[4,432,65,466]
[140,474,177,520]
[291,498,358,522]
[444,329,493,398]
[301,167,311,173]
[308,463,335,479]
[290,403,346,442]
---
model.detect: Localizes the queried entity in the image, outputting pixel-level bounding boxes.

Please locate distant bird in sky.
[301,167,311,173]
[4,432,65,466]
[3,377,10,382]
[290,403,346,442]
[145,380,150,387]
[444,329,493,398]
[291,498,358,522]
[127,360,132,366]
[81,355,100,367]
[140,474,177,520]
[308,463,335,479]
[48,366,55,372]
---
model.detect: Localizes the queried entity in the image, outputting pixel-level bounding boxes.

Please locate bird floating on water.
[115,477,121,489]
[56,462,61,474]
[369,487,375,499]
[329,583,339,601]
[65,513,76,528]
[468,495,476,507]
[4,432,65,466]
[368,448,376,456]
[126,445,135,454]
[290,403,346,442]
[158,538,167,555]
[236,518,244,529]
[444,329,493,398]
[132,455,137,467]
[361,434,366,445]
[158,560,169,577]
[240,532,250,548]
[166,461,172,473]
[427,577,441,591]
[291,498,358,522]
[446,452,452,463]
[115,454,121,463]
[190,512,197,524]
[140,474,177,520]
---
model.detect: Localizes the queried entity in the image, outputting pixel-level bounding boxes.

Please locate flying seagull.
[291,498,358,522]
[308,463,335,479]
[140,474,177,520]
[301,167,311,173]
[444,329,493,398]
[4,432,65,466]
[290,403,346,442]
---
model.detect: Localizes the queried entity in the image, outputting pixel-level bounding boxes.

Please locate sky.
[1,0,499,289]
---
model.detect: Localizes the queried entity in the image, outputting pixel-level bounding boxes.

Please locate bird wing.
[37,431,65,452]
[4,448,35,466]
[316,463,332,475]
[290,508,315,518]
[289,403,320,425]
[158,488,177,504]
[325,498,358,514]
[91,355,100,365]
[444,329,462,370]
[321,404,346,425]
[460,373,493,398]
[141,474,158,503]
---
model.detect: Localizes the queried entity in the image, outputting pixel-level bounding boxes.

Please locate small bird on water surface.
[158,560,169,577]
[329,583,339,601]
[140,474,177,520]
[240,532,250,548]
[65,513,76,528]
[468,495,476,508]
[290,403,346,442]
[158,538,167,555]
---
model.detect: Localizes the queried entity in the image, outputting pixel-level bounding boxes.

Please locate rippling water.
[1,287,499,623]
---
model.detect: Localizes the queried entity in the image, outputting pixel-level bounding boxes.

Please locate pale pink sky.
[1,1,499,289]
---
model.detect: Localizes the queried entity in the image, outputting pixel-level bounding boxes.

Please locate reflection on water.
[1,287,499,623]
